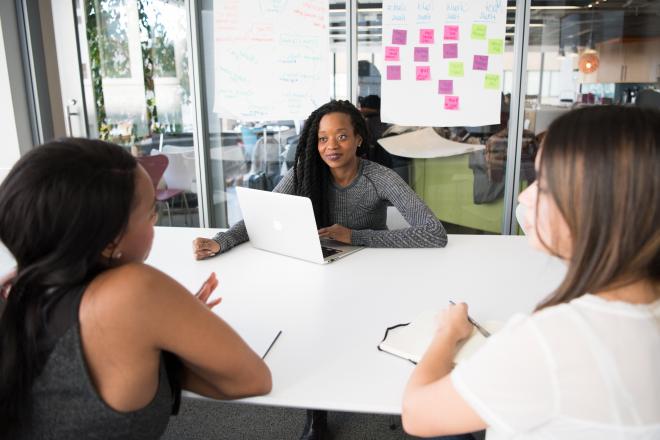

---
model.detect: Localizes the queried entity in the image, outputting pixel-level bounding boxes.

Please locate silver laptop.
[235,186,363,264]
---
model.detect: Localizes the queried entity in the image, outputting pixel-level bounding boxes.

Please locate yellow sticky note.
[471,24,487,40]
[484,73,501,90]
[488,39,504,54]
[448,62,464,77]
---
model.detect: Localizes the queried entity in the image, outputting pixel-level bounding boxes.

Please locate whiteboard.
[381,0,507,127]
[213,0,330,121]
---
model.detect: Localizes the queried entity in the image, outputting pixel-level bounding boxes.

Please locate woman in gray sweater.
[193,100,447,259]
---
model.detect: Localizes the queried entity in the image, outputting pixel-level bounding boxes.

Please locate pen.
[449,300,491,337]
[262,330,283,359]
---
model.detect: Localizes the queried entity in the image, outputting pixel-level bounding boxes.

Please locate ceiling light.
[579,49,599,74]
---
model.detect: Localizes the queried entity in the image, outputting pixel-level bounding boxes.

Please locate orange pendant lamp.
[579,49,600,74]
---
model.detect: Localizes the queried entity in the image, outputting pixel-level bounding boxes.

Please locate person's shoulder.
[524,303,577,331]
[360,159,408,196]
[96,262,170,288]
[83,263,177,316]
[512,303,588,358]
[485,307,574,348]
[361,159,401,181]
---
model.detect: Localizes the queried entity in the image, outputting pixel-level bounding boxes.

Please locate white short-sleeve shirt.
[451,294,660,440]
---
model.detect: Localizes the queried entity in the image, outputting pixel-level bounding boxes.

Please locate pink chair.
[137,155,186,226]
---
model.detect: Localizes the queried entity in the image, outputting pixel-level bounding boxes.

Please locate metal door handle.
[65,99,79,136]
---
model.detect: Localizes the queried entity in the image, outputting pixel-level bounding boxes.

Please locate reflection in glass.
[356,0,523,234]
[76,0,198,227]
[97,0,131,78]
[200,1,349,228]
[520,0,659,233]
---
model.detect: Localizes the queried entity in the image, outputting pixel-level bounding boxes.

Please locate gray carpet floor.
[162,397,419,440]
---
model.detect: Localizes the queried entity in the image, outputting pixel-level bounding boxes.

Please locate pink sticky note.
[473,55,489,70]
[419,28,434,44]
[392,29,407,45]
[444,95,460,110]
[444,25,459,40]
[416,66,431,81]
[414,47,429,62]
[443,43,458,59]
[438,80,453,95]
[387,65,401,80]
[384,46,400,61]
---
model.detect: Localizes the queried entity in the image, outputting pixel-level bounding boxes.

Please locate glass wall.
[521,0,660,229]
[63,0,654,233]
[75,0,198,226]
[356,0,526,234]
[198,0,349,228]
[526,0,659,112]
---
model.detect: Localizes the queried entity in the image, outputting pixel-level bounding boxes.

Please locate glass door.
[50,0,199,227]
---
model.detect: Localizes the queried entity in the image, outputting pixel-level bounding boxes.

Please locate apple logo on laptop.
[272,219,284,232]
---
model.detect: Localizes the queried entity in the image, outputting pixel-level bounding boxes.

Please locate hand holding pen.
[435,302,474,343]
[449,300,490,337]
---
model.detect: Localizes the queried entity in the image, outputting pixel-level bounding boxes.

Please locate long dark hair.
[535,106,660,310]
[0,138,137,433]
[293,100,370,227]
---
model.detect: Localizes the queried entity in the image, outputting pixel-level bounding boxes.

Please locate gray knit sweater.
[212,159,447,251]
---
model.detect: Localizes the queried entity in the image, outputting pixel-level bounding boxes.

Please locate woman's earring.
[113,250,123,260]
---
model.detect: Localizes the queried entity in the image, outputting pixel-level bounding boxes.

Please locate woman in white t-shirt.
[401,105,660,440]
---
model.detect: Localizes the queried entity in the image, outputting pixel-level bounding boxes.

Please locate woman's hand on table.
[192,237,221,260]
[318,224,352,244]
[195,272,222,309]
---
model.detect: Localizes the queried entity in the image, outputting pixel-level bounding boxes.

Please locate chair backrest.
[249,136,281,176]
[137,154,168,191]
[151,149,196,192]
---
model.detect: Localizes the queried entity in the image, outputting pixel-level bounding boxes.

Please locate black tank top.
[21,285,181,440]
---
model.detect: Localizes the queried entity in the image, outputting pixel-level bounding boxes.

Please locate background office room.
[0,0,658,439]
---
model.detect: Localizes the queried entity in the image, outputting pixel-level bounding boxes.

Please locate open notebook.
[378,310,503,364]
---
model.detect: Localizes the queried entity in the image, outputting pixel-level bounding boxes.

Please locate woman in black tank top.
[0,139,271,439]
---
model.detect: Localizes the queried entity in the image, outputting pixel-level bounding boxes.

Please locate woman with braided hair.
[193,100,447,259]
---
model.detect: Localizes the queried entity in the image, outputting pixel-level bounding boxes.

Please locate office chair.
[138,155,186,226]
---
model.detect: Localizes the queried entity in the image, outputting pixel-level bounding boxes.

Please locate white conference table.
[146,227,566,415]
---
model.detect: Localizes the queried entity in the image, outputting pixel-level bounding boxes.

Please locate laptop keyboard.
[321,246,341,259]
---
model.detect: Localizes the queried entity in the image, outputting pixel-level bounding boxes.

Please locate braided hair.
[293,100,371,227]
